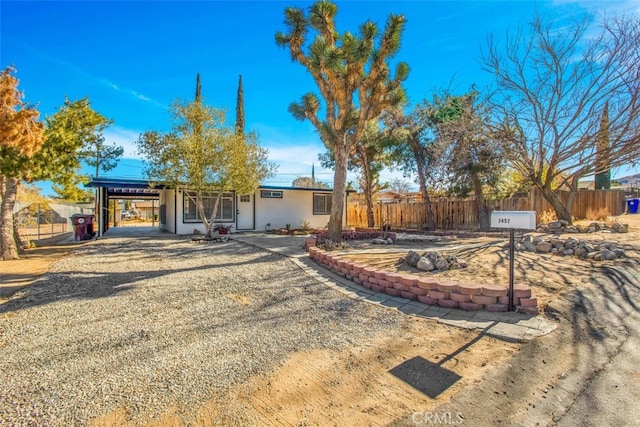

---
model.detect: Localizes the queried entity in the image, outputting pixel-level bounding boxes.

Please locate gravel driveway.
[0,235,401,425]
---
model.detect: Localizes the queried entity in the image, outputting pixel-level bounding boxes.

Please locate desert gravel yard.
[0,234,517,426]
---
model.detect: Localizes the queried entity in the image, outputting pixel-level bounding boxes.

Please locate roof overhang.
[85,178,164,199]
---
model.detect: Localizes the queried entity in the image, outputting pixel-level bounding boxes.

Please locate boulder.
[523,241,537,252]
[574,247,589,258]
[434,259,449,270]
[548,221,563,229]
[405,250,422,267]
[536,241,553,253]
[416,257,435,271]
[601,250,617,260]
[371,238,388,245]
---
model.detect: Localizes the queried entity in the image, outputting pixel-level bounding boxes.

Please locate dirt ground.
[340,214,640,309]
[3,214,640,426]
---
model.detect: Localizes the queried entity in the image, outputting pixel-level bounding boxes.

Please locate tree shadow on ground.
[0,239,280,314]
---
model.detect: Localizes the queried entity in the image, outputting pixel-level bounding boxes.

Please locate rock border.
[305,238,538,315]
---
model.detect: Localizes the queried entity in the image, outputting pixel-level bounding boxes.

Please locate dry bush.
[538,210,557,223]
[585,207,611,221]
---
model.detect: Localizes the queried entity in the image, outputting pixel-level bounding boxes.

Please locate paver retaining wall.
[305,237,539,315]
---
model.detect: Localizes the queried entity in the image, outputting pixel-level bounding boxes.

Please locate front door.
[236,194,254,230]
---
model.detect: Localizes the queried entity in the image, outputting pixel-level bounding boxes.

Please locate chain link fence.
[14,202,93,241]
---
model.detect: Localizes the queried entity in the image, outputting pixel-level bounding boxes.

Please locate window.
[313,193,332,215]
[239,195,250,203]
[260,190,283,198]
[183,192,234,222]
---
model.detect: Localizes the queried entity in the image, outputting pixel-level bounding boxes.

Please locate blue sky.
[2,0,639,195]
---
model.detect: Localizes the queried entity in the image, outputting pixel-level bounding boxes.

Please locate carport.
[86,178,162,237]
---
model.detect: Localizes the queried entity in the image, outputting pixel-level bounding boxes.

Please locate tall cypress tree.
[195,73,202,103]
[235,74,245,138]
[595,101,611,190]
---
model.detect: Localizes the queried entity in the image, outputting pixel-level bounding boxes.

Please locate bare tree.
[483,14,640,222]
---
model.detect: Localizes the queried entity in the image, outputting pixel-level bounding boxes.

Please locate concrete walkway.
[231,232,557,342]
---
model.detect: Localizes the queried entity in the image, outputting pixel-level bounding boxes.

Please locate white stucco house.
[86,178,346,236]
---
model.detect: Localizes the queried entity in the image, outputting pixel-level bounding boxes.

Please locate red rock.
[410,286,428,296]
[450,292,472,303]
[428,290,449,300]
[400,274,419,287]
[498,296,520,306]
[471,294,498,305]
[519,297,538,307]
[368,277,379,286]
[437,299,459,308]
[377,279,392,289]
[374,270,387,280]
[358,273,369,282]
[415,277,439,290]
[513,284,532,299]
[353,277,362,285]
[384,272,402,283]
[417,295,438,305]
[386,287,401,297]
[437,281,459,293]
[481,285,508,297]
[400,291,416,300]
[371,284,383,293]
[485,303,509,312]
[393,281,409,291]
[362,267,377,276]
[457,283,483,295]
[459,302,483,311]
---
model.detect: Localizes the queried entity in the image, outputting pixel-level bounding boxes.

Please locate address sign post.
[490,211,536,311]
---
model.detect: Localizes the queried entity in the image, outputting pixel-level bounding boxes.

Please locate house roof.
[85,178,339,195]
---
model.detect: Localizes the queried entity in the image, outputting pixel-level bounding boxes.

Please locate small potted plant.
[213,224,232,235]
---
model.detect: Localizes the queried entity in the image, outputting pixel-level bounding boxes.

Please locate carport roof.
[85,177,163,199]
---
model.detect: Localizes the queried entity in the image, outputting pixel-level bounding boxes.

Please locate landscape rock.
[434,259,449,270]
[416,257,435,271]
[405,250,422,268]
[536,242,553,253]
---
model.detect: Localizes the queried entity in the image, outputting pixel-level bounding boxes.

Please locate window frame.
[313,193,332,215]
[183,191,235,223]
[260,190,283,199]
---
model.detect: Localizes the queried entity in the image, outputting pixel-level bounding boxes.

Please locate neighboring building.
[376,190,422,204]
[132,201,158,220]
[87,178,344,236]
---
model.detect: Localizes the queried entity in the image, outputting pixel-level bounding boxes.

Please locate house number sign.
[490,211,536,311]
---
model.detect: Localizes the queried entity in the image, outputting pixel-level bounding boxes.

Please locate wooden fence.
[347,188,639,231]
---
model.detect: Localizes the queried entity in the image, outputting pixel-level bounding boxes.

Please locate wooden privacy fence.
[347,189,637,231]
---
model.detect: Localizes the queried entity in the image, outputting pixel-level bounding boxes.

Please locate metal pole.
[37,203,41,240]
[509,228,515,311]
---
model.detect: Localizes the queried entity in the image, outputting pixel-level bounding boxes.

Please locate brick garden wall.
[306,237,539,315]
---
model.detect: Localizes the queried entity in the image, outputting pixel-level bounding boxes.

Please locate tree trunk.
[540,185,573,224]
[360,150,375,228]
[328,142,349,241]
[0,176,20,260]
[414,155,435,231]
[471,172,490,231]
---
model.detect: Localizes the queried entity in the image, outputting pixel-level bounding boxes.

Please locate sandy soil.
[0,233,86,301]
[340,214,640,309]
[3,214,640,426]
